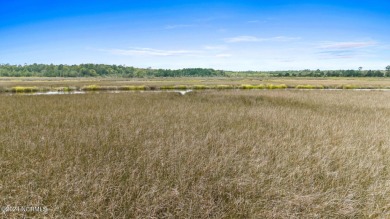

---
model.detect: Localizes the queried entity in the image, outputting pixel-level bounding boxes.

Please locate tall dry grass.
[1,90,390,218]
[1,77,390,91]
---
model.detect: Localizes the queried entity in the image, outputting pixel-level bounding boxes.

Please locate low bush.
[82,85,100,91]
[160,85,176,90]
[240,84,255,89]
[119,86,146,90]
[295,84,325,89]
[193,85,209,89]
[343,84,359,89]
[266,84,287,89]
[11,86,39,93]
[174,85,188,90]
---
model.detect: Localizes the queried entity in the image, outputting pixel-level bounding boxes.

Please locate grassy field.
[1,90,390,218]
[1,77,390,92]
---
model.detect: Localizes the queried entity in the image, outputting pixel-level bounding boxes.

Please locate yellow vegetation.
[1,90,390,217]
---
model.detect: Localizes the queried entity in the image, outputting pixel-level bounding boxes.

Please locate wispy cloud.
[104,46,231,58]
[164,24,194,29]
[318,50,355,59]
[225,36,259,43]
[224,35,301,43]
[215,54,232,58]
[319,41,377,50]
[317,41,377,59]
[107,48,200,57]
[247,18,273,24]
[203,45,228,51]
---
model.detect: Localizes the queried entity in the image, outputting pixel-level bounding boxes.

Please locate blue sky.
[1,0,389,70]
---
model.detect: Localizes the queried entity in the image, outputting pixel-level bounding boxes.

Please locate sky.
[1,0,389,71]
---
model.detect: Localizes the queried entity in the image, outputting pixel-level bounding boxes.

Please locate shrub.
[240,84,266,89]
[254,84,266,89]
[174,85,188,90]
[266,84,287,89]
[62,87,77,92]
[193,85,208,89]
[82,85,100,91]
[11,86,39,93]
[240,84,255,89]
[160,85,176,90]
[343,84,359,89]
[119,86,146,90]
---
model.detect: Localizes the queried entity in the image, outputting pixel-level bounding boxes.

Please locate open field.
[1,90,390,217]
[1,77,390,92]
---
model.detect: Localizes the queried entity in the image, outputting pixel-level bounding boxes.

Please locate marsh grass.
[160,85,176,89]
[216,85,235,89]
[254,84,266,89]
[62,86,77,92]
[193,85,209,89]
[240,84,266,89]
[11,86,39,93]
[1,77,390,90]
[1,90,390,218]
[81,84,101,91]
[240,84,256,89]
[343,84,360,89]
[2,77,390,93]
[174,85,188,90]
[84,85,148,91]
[119,85,146,90]
[266,83,287,89]
[160,85,189,90]
[295,84,324,89]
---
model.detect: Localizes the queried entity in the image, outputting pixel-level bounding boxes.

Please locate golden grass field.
[1,77,390,92]
[1,89,390,218]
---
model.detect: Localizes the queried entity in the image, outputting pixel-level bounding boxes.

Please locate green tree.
[386,65,390,77]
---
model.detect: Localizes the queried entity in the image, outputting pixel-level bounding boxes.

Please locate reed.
[11,86,39,92]
[1,90,390,218]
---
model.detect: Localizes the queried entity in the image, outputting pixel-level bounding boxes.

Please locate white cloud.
[224,35,301,43]
[203,45,228,51]
[272,36,302,41]
[215,54,232,58]
[317,41,378,59]
[107,48,200,57]
[225,36,259,43]
[104,45,233,58]
[319,41,377,49]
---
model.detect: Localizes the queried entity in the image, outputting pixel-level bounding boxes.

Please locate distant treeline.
[0,64,226,77]
[0,64,389,77]
[228,68,389,77]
